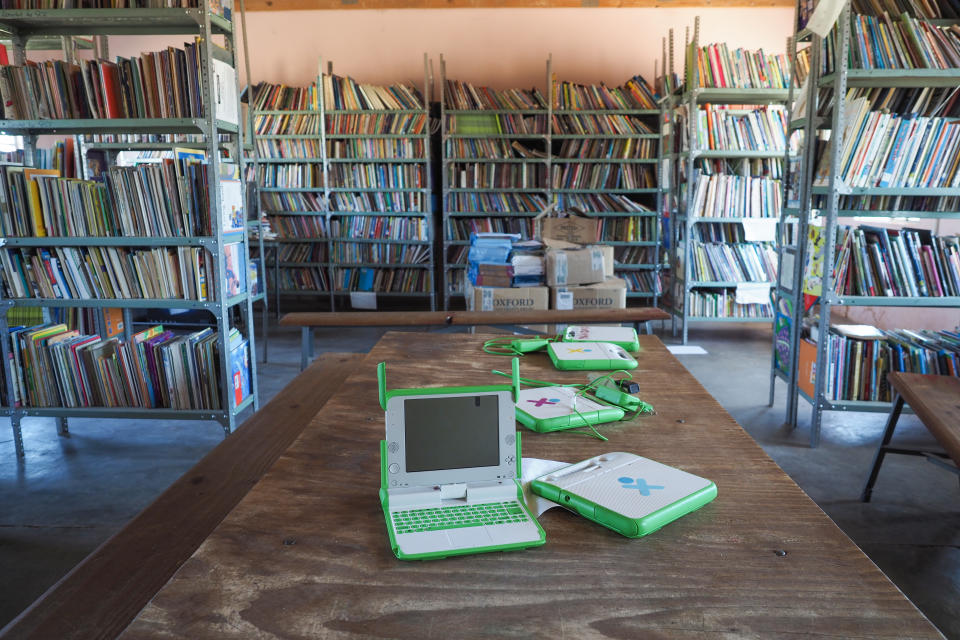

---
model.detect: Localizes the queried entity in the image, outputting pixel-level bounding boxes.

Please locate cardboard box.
[551,277,627,310]
[541,215,598,245]
[545,245,614,287]
[798,338,817,399]
[464,282,549,313]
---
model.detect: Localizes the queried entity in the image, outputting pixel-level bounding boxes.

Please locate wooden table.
[861,372,960,502]
[120,333,942,639]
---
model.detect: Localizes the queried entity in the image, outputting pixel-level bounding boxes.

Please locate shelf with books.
[669,19,790,343]
[251,56,434,312]
[0,4,261,459]
[440,57,665,309]
[770,0,960,446]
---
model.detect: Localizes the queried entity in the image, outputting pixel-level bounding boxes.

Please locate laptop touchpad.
[447,527,494,549]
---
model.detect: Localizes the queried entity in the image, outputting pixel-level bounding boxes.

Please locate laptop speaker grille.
[388,441,399,454]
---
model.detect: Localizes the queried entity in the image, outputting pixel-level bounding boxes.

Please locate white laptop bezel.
[384,390,517,490]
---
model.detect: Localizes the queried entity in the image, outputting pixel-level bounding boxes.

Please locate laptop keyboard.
[392,501,529,534]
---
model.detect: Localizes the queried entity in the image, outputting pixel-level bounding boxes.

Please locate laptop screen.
[403,395,500,472]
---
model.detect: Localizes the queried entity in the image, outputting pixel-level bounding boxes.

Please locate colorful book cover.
[230,334,250,408]
[223,242,246,296]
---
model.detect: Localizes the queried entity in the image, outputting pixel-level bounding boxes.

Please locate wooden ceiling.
[245,0,792,10]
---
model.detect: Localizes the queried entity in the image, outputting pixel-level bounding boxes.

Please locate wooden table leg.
[861,394,905,503]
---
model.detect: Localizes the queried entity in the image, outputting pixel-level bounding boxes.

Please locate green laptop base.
[516,405,625,433]
[379,438,546,561]
[531,479,718,539]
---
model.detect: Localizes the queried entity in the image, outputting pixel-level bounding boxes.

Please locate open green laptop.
[378,358,546,561]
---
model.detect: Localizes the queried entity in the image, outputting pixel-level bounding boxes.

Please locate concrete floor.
[1,322,958,638]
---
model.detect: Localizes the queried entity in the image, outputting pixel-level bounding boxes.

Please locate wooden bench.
[0,352,365,640]
[861,372,960,502]
[280,308,670,370]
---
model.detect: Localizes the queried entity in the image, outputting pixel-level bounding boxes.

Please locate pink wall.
[106,7,795,90]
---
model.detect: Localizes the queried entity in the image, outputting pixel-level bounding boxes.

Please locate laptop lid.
[384,390,518,490]
[379,358,521,492]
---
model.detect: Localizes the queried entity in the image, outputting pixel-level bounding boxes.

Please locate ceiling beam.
[246,0,791,10]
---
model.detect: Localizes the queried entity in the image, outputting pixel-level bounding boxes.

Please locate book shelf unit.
[440,56,665,310]
[668,20,790,344]
[0,6,261,458]
[253,56,435,312]
[771,0,960,446]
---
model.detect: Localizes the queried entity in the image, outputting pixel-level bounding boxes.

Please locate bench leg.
[861,394,905,503]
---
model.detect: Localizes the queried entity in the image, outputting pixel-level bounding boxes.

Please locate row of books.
[800,1,960,37]
[260,192,325,213]
[851,0,960,20]
[823,326,959,402]
[598,216,657,242]
[556,138,657,160]
[331,243,431,264]
[554,164,656,190]
[448,164,547,189]
[332,268,431,293]
[556,193,654,213]
[690,44,791,90]
[830,225,960,297]
[251,81,318,111]
[614,245,658,264]
[0,0,232,15]
[329,138,424,160]
[328,216,429,241]
[260,191,427,214]
[621,271,662,294]
[695,105,788,152]
[445,192,549,214]
[830,13,960,71]
[823,86,960,120]
[5,322,244,411]
[694,156,785,179]
[0,159,228,238]
[255,113,427,136]
[0,42,236,123]
[0,245,218,301]
[688,174,783,218]
[257,164,324,188]
[824,194,960,211]
[689,241,778,283]
[322,73,424,111]
[691,222,756,243]
[814,97,960,189]
[446,113,546,136]
[266,215,328,238]
[552,76,658,111]
[271,243,327,263]
[444,80,546,111]
[447,164,657,191]
[552,114,655,136]
[687,289,774,318]
[276,267,328,292]
[329,164,426,190]
[444,217,535,241]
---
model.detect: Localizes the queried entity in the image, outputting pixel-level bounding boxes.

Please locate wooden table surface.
[121,333,941,639]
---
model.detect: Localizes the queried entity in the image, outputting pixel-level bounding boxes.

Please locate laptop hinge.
[439,483,467,500]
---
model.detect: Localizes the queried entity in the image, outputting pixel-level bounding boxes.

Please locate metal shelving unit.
[440,56,665,309]
[253,56,435,312]
[669,17,789,344]
[0,6,261,458]
[770,0,960,446]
